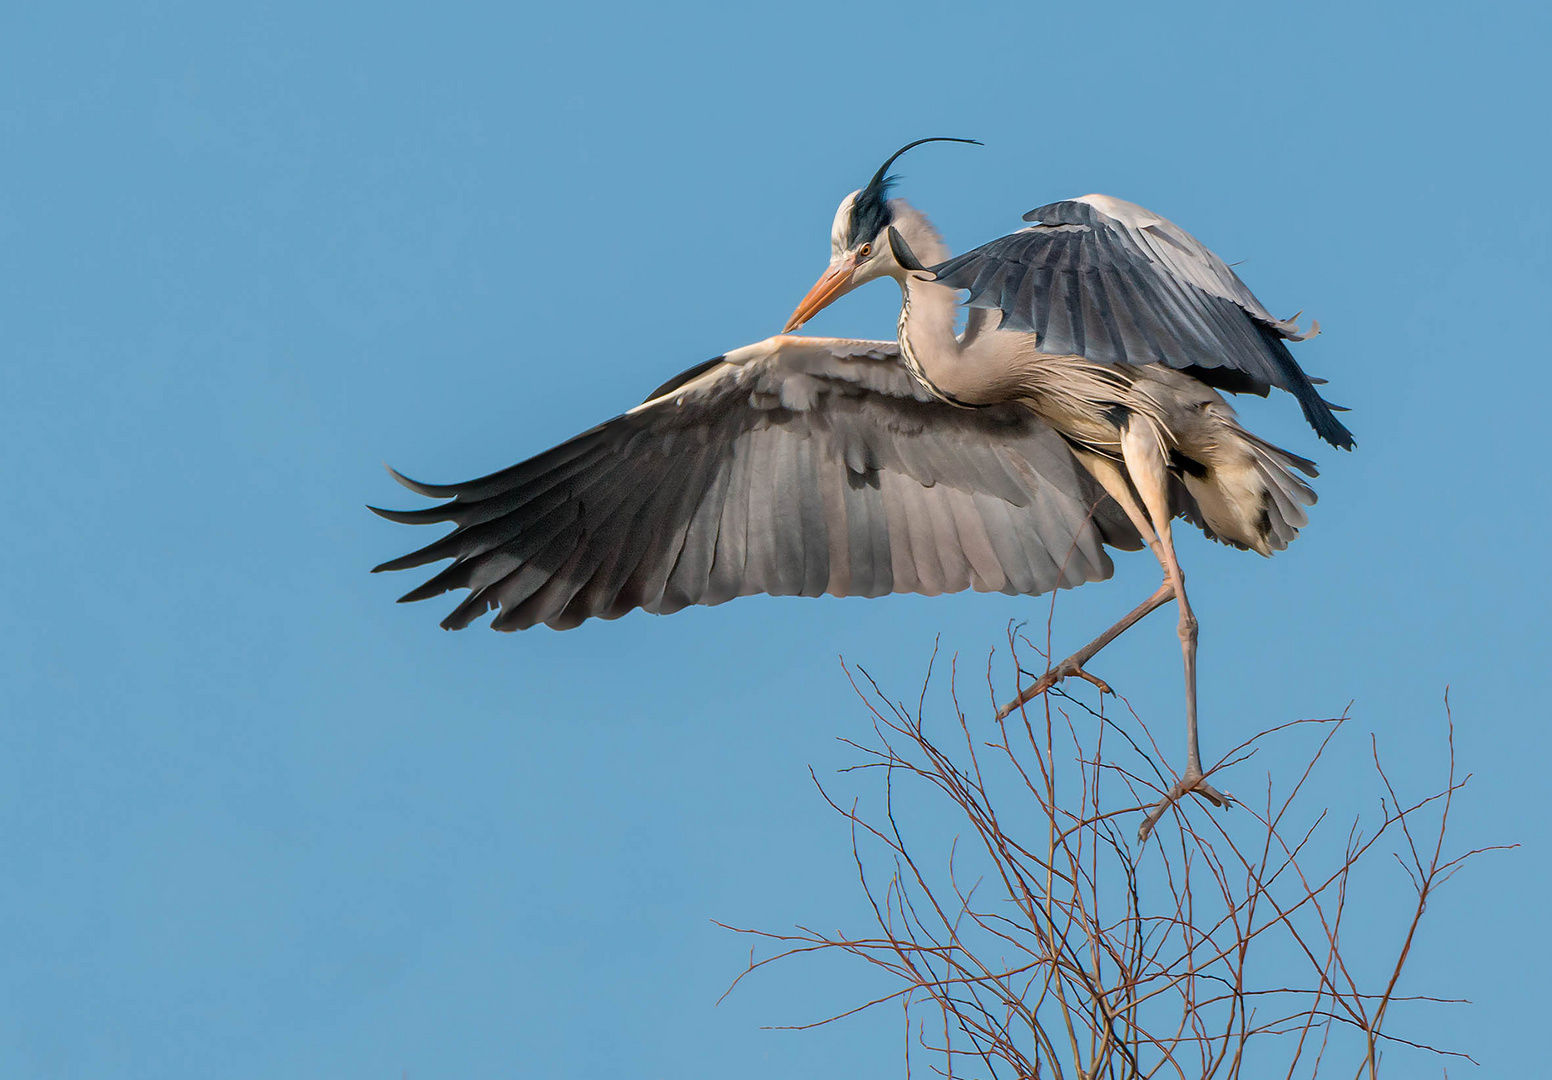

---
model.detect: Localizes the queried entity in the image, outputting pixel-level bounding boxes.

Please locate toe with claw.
[1136,770,1234,843]
[996,658,1111,720]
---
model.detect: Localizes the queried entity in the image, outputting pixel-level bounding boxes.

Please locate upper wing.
[927,195,1353,449]
[371,335,1142,631]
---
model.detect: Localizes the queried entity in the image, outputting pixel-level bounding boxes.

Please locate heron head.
[784,137,980,333]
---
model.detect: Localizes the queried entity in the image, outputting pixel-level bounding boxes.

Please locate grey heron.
[372,138,1349,836]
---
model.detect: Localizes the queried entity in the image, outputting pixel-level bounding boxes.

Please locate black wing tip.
[370,528,432,574]
[1314,412,1356,451]
[368,503,444,525]
[1301,383,1355,449]
[382,463,461,498]
[382,581,505,630]
[377,571,480,630]
[439,592,499,631]
[373,550,440,575]
[398,578,453,604]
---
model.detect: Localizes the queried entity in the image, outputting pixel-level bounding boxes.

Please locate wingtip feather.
[368,503,456,525]
[383,463,461,497]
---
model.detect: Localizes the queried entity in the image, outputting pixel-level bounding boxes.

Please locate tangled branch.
[720,633,1508,1079]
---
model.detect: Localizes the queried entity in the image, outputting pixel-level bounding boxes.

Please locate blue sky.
[2,1,1548,1076]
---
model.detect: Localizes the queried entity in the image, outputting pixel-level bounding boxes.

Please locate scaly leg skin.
[1121,423,1233,843]
[996,582,1174,721]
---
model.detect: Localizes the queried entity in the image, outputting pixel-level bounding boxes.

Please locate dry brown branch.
[720,639,1509,1079]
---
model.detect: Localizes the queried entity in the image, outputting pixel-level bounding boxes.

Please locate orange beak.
[783,254,859,333]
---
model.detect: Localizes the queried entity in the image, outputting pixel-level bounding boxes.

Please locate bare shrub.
[720,631,1506,1079]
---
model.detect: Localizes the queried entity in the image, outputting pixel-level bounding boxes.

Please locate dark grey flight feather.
[370,337,1143,631]
[926,195,1354,450]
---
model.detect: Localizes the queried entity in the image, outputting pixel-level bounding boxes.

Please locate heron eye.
[858,243,872,257]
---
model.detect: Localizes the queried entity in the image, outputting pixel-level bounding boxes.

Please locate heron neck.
[897,257,990,404]
[897,272,961,360]
[899,266,1031,406]
[886,203,1013,405]
[879,205,961,398]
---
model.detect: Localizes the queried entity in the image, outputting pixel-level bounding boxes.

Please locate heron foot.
[1136,770,1233,844]
[996,658,1111,720]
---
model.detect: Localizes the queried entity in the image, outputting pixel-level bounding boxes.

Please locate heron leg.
[996,452,1178,719]
[999,450,1167,716]
[995,582,1174,720]
[1119,424,1232,842]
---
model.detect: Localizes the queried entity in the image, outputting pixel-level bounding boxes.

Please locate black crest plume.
[846,137,982,248]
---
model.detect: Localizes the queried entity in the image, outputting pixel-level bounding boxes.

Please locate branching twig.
[720,646,1505,1079]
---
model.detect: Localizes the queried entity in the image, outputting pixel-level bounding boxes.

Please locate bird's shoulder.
[632,335,932,419]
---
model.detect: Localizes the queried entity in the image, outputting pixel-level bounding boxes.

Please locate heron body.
[373,139,1350,834]
[868,199,1319,559]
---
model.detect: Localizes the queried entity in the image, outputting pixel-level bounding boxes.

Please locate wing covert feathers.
[929,195,1354,449]
[372,337,1141,630]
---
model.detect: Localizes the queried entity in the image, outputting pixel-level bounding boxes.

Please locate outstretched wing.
[927,195,1353,449]
[371,335,1142,631]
